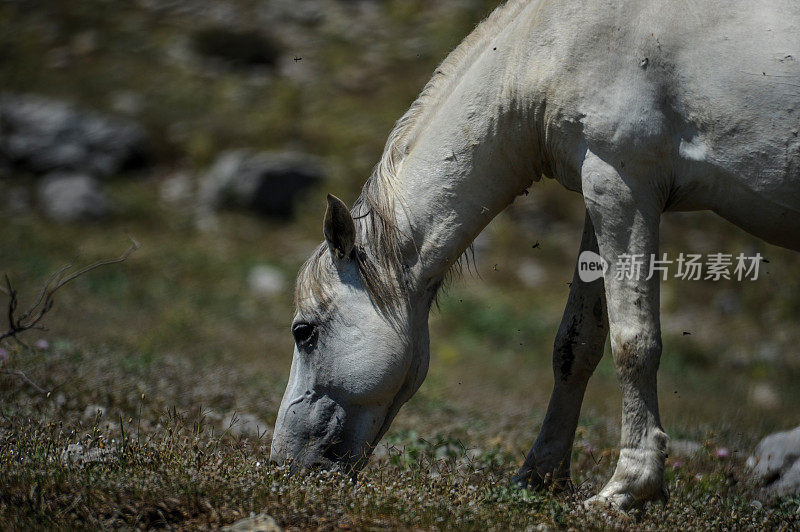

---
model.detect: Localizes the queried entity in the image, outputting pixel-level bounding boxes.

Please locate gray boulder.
[199,149,326,219]
[191,26,279,69]
[61,443,118,466]
[82,404,108,421]
[747,425,800,497]
[222,513,281,532]
[0,92,149,177]
[668,439,703,458]
[37,172,109,222]
[247,265,286,296]
[222,411,271,439]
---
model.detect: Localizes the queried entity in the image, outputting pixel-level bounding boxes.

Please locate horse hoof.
[584,490,635,511]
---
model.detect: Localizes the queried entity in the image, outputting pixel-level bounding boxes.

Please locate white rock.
[83,404,107,421]
[517,260,546,288]
[222,411,271,439]
[37,172,108,221]
[248,265,286,296]
[668,439,703,457]
[160,171,194,203]
[750,383,780,409]
[525,524,551,532]
[61,443,117,466]
[222,513,281,532]
[749,425,800,496]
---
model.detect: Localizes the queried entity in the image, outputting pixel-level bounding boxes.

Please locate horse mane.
[296,0,530,319]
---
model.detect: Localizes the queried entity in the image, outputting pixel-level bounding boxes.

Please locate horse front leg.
[581,151,668,510]
[513,210,608,489]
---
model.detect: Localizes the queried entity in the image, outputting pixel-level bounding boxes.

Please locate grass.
[2,358,799,530]
[1,0,800,529]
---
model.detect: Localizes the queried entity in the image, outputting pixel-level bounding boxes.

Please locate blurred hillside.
[1,0,495,177]
[1,1,799,527]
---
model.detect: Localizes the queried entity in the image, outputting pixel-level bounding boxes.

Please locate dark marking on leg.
[593,297,604,322]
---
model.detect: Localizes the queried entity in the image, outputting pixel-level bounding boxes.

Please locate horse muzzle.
[269,392,352,471]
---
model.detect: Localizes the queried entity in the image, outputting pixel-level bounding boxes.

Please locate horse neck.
[391,47,538,292]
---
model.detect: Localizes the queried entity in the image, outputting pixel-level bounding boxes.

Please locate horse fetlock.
[512,459,571,490]
[589,447,668,510]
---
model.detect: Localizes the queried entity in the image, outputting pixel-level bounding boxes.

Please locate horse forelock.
[293,236,405,322]
[294,244,332,320]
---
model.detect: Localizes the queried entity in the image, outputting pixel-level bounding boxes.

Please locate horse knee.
[610,330,662,379]
[553,327,604,382]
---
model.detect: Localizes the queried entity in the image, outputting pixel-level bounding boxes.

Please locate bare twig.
[0,236,140,344]
[1,369,48,394]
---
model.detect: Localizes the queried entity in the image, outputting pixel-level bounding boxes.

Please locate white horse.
[271,0,800,508]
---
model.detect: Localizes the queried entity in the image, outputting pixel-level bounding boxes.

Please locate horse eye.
[292,322,317,348]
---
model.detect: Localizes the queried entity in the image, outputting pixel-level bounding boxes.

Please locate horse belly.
[669,152,800,251]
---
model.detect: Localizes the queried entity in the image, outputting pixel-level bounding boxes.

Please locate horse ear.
[323,194,355,261]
